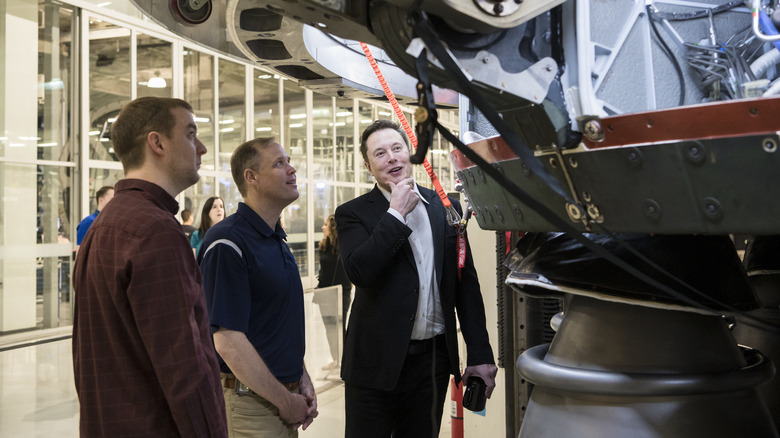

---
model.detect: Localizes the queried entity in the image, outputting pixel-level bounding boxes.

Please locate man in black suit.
[335,119,497,438]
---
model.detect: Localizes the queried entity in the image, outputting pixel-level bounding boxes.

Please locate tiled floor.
[0,337,79,437]
[0,290,452,437]
[0,338,452,437]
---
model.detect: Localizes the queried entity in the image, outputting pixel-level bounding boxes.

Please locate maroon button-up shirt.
[73,179,227,437]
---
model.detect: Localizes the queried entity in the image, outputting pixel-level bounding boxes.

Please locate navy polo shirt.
[198,202,305,384]
[76,210,100,244]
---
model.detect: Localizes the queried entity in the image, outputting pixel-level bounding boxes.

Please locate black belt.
[407,334,445,355]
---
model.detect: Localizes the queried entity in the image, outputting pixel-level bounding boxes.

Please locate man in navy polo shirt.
[198,137,317,437]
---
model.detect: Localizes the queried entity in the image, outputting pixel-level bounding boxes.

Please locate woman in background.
[315,214,352,370]
[190,196,224,256]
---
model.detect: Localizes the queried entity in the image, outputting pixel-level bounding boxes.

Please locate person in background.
[314,214,352,371]
[190,196,225,256]
[76,185,114,247]
[72,96,228,437]
[335,119,497,438]
[199,137,317,437]
[181,208,196,238]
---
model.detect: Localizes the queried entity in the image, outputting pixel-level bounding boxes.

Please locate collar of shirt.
[115,179,179,215]
[236,202,287,241]
[377,181,429,205]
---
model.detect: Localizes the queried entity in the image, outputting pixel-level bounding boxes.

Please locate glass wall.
[37,3,77,330]
[357,103,374,183]
[87,19,130,162]
[217,59,246,166]
[312,92,334,235]
[137,34,172,99]
[254,73,281,138]
[0,0,458,339]
[183,48,215,170]
[284,79,307,178]
[0,0,74,333]
[335,98,355,182]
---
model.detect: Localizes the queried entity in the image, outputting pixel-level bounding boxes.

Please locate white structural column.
[0,0,40,331]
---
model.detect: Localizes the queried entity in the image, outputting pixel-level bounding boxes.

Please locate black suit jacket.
[335,184,495,391]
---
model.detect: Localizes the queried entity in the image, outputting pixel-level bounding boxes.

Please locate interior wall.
[463,217,507,437]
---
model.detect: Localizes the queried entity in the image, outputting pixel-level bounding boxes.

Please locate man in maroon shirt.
[72,97,228,437]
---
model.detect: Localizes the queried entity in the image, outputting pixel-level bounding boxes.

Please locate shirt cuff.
[388,208,406,224]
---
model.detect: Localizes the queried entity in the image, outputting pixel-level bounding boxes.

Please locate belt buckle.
[235,380,253,396]
[223,373,253,396]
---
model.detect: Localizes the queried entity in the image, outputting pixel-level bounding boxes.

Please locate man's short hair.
[360,119,410,163]
[110,97,193,172]
[181,209,192,222]
[95,185,114,203]
[231,137,277,197]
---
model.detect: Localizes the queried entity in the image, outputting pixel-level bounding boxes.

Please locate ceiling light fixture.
[147,71,167,88]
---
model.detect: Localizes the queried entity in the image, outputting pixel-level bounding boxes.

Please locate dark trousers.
[344,334,450,438]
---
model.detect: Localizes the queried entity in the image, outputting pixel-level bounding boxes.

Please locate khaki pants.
[223,387,298,438]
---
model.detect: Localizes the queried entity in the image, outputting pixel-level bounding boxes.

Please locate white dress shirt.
[379,183,445,340]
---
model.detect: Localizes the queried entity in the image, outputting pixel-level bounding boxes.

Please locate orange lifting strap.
[359,42,453,211]
[360,42,469,278]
